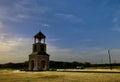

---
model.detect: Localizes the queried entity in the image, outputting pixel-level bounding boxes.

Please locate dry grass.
[0,69,120,82]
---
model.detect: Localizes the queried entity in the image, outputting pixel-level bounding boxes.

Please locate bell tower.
[29,31,50,71]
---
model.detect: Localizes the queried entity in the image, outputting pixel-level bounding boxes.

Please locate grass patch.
[0,69,120,82]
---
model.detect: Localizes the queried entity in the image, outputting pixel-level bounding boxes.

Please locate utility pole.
[108,49,112,70]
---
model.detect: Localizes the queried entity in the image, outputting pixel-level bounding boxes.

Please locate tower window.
[41,44,45,51]
[33,45,37,52]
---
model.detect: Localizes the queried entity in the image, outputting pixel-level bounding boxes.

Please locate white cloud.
[55,13,83,23]
[0,33,32,64]
[0,32,78,63]
[47,44,106,63]
[17,14,30,19]
[79,39,92,42]
[48,45,120,64]
[0,22,3,29]
[56,13,74,18]
[79,47,120,64]
[0,33,120,64]
[113,17,118,23]
[47,38,61,42]
[112,10,120,32]
[14,0,50,14]
[0,7,7,29]
[42,24,50,27]
[0,7,8,18]
[112,27,120,32]
[47,44,76,62]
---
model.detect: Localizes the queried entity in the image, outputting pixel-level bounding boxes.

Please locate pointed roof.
[34,31,46,39]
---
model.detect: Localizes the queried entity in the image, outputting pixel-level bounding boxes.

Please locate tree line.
[0,61,90,69]
[0,61,120,70]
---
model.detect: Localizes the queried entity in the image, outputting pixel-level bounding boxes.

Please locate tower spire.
[34,31,46,43]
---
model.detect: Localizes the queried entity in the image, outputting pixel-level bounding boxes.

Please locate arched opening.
[33,45,37,52]
[41,60,46,70]
[31,60,34,71]
[41,44,45,52]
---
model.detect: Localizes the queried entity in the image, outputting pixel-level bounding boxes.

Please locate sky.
[0,0,120,64]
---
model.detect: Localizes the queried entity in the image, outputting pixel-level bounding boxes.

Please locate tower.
[28,32,50,71]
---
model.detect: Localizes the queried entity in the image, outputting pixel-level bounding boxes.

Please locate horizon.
[0,0,120,64]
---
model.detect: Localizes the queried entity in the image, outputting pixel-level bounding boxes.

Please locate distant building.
[28,32,50,71]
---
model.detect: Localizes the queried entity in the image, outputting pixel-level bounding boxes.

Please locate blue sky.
[0,0,120,64]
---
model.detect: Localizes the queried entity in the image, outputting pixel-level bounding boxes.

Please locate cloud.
[0,22,4,29]
[55,13,83,23]
[0,0,120,64]
[14,0,50,15]
[0,33,32,64]
[0,33,70,64]
[0,7,7,29]
[47,44,76,62]
[79,39,92,42]
[0,6,8,18]
[0,0,50,23]
[112,20,120,32]
[49,45,120,64]
[73,47,120,64]
[0,32,120,64]
[56,13,75,18]
[42,24,50,27]
[111,9,120,32]
[48,44,105,63]
[113,17,118,23]
[112,27,120,32]
[47,38,61,42]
